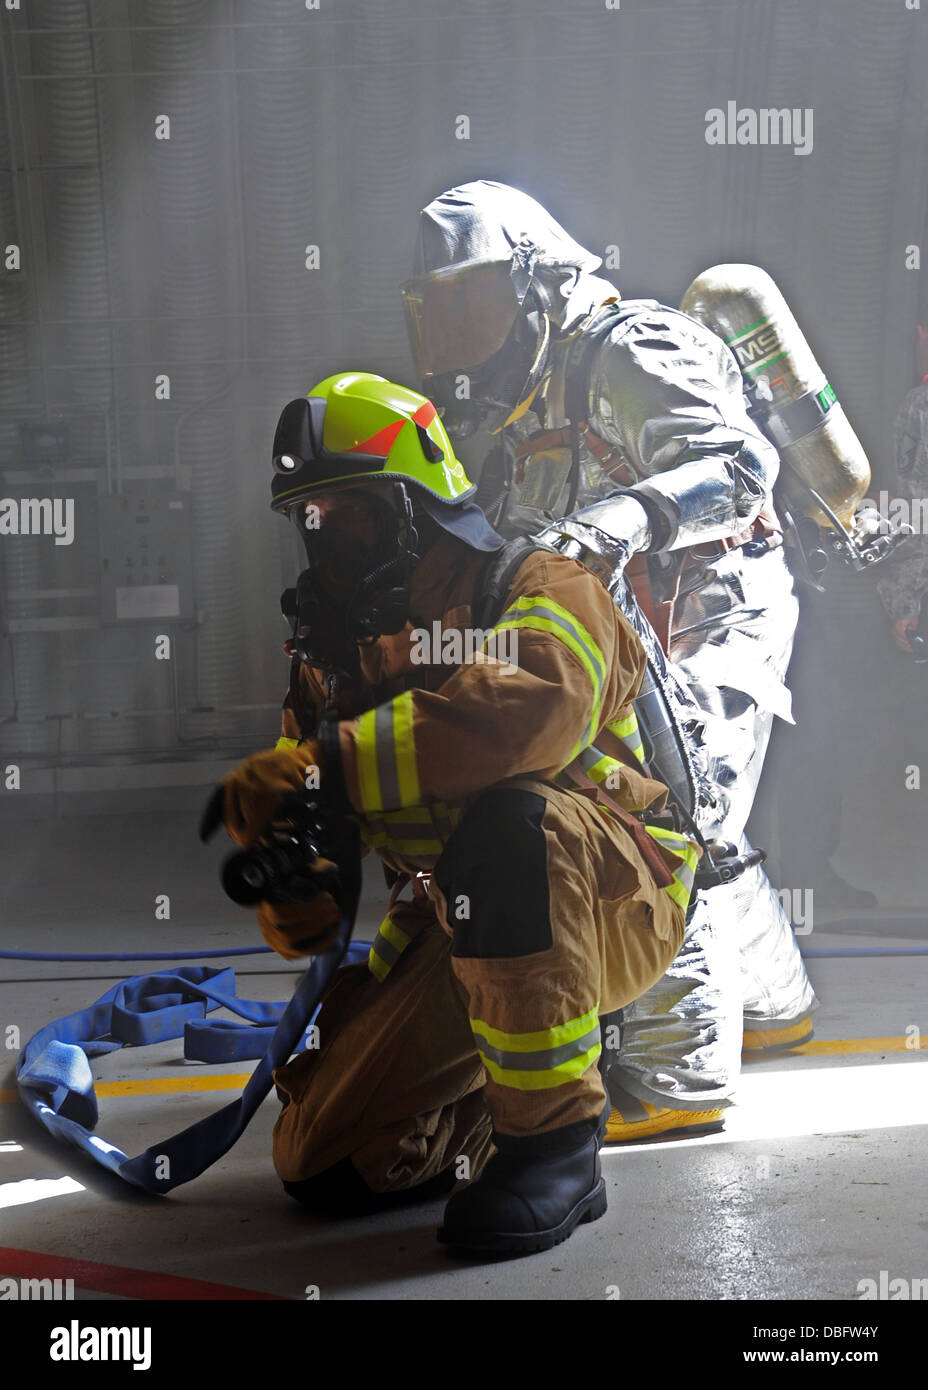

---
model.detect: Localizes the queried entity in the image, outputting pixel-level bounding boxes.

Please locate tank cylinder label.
[724,316,789,375]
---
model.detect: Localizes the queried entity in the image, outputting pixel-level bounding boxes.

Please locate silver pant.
[609,544,818,1110]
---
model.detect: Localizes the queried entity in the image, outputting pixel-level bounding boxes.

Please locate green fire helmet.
[270,371,475,514]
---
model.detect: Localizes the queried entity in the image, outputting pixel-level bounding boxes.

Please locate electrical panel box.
[98,491,194,623]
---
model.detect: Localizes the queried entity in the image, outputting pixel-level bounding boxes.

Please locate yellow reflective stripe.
[663,877,692,911]
[494,595,605,759]
[576,745,624,788]
[362,802,466,857]
[586,754,618,783]
[354,692,420,812]
[375,840,440,853]
[275,736,299,750]
[479,1043,602,1091]
[392,690,420,805]
[368,947,391,982]
[470,1003,603,1091]
[646,825,700,872]
[470,1003,599,1055]
[365,809,444,855]
[356,707,381,811]
[606,712,645,764]
[645,825,700,911]
[367,913,413,982]
[360,822,389,850]
[429,799,462,847]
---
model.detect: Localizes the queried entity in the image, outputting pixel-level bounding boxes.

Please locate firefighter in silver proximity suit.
[402,180,818,1139]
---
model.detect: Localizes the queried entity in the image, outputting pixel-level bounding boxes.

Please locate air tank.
[680,264,871,529]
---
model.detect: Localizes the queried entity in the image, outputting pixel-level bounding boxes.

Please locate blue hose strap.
[17,838,365,1194]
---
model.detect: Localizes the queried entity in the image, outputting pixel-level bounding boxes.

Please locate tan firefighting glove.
[256,892,342,960]
[217,742,324,849]
[200,738,347,958]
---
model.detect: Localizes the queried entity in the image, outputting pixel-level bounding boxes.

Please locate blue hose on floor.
[16,831,367,1194]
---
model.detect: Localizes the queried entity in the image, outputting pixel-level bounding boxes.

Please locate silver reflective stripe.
[372,819,439,838]
[674,858,696,896]
[371,933,403,970]
[578,745,606,772]
[470,1023,602,1073]
[374,703,400,808]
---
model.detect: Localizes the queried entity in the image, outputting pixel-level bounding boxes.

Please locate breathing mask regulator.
[279,480,422,686]
[270,371,479,714]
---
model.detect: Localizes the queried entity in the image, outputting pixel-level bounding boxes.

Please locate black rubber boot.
[436,1109,608,1255]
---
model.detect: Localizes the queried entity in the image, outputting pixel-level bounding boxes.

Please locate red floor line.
[0,1245,289,1300]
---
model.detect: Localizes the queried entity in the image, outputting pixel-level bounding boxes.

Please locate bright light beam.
[0,1177,85,1209]
[601,1060,928,1156]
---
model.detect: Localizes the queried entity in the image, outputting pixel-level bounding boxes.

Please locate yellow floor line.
[2,1038,923,1106]
[789,1037,923,1056]
[1,1073,252,1104]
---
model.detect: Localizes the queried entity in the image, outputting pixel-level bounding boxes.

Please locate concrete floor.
[1,809,926,1301]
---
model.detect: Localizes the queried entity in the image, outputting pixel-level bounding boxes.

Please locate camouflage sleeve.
[876,387,928,622]
[876,537,928,621]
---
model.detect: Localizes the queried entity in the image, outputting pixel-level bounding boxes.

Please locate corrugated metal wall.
[1,0,926,766]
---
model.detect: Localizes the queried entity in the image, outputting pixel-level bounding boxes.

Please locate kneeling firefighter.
[212,371,700,1254]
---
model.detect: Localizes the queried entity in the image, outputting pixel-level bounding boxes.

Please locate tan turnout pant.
[272,778,686,1193]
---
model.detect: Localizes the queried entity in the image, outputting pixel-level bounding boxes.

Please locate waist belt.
[514,422,638,488]
[560,755,701,915]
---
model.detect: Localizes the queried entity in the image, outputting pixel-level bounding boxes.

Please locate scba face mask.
[282,483,421,680]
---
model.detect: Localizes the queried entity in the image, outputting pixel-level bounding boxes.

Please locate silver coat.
[530,314,817,1108]
[411,181,817,1108]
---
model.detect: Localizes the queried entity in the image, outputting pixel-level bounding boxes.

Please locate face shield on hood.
[402,180,620,432]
